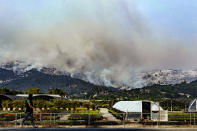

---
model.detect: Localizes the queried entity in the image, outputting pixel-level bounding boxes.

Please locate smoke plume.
[0,0,196,88]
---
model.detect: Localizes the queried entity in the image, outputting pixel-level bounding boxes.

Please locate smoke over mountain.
[0,0,196,88]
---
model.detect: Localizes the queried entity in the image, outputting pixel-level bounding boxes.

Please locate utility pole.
[171,99,172,111]
[159,102,160,122]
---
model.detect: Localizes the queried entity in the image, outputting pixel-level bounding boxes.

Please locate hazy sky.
[0,0,197,69]
[136,0,197,40]
[1,0,196,40]
[0,0,197,87]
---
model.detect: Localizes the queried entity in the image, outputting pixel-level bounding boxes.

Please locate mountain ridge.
[1,67,197,100]
[1,61,197,90]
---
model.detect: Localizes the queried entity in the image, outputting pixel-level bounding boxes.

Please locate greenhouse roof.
[113,101,163,113]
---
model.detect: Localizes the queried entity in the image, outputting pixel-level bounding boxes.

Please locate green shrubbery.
[0,113,25,121]
[69,110,103,121]
[109,108,125,120]
[34,100,53,109]
[169,113,197,122]
[12,100,25,109]
[2,100,13,109]
[1,99,98,113]
[1,100,25,110]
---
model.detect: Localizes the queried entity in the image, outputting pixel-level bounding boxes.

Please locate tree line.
[0,87,67,97]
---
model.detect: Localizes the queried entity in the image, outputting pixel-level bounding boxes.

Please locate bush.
[169,113,197,122]
[101,104,109,108]
[69,113,103,121]
[48,107,59,113]
[2,100,13,109]
[54,99,70,110]
[109,108,125,120]
[0,113,25,121]
[33,100,53,109]
[12,100,25,109]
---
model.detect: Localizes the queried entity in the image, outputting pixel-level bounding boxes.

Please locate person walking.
[21,94,37,128]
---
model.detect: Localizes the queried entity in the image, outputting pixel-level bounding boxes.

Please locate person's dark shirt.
[25,98,33,113]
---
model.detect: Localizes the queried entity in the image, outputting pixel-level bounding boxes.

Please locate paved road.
[100,108,120,122]
[1,128,197,131]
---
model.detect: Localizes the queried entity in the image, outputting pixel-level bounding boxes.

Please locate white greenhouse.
[188,99,197,111]
[113,101,168,121]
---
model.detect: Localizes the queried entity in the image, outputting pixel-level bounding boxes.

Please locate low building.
[0,94,65,101]
[0,94,65,109]
[16,94,64,100]
[113,101,168,121]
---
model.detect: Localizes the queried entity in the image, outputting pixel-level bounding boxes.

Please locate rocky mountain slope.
[142,69,197,86]
[0,68,116,98]
[1,66,197,100]
[1,62,197,100]
[1,61,197,90]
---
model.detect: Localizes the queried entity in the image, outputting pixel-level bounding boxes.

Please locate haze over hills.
[1,61,197,100]
[1,61,197,90]
[1,0,197,93]
[1,66,197,100]
[0,67,115,98]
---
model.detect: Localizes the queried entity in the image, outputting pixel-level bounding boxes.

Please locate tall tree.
[28,88,40,94]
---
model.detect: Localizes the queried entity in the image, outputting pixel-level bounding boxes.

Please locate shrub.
[69,113,103,121]
[34,100,53,109]
[48,107,59,113]
[2,100,13,109]
[109,108,125,120]
[12,100,25,109]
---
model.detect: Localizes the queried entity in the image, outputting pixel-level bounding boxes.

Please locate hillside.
[0,68,116,98]
[1,67,197,100]
[2,61,197,89]
[126,81,197,100]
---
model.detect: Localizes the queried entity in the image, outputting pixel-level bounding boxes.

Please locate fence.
[0,112,197,128]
